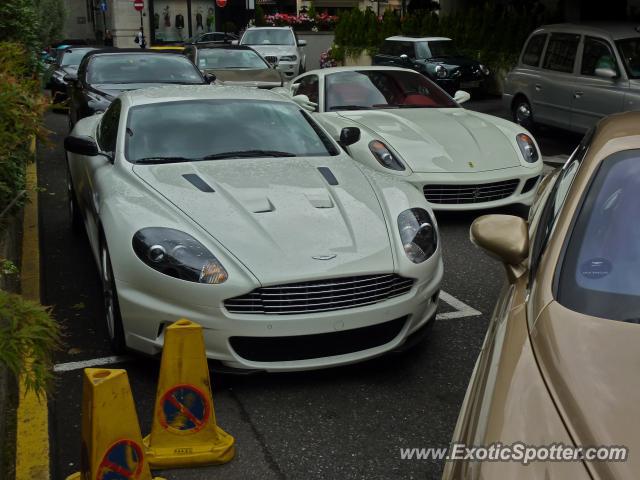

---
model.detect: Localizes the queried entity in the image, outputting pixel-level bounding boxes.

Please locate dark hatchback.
[372,36,491,95]
[183,44,283,88]
[68,49,209,127]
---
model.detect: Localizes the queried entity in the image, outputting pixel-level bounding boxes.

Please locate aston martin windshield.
[241,29,295,46]
[86,54,204,84]
[558,149,640,321]
[325,70,457,111]
[125,100,338,163]
[197,49,268,69]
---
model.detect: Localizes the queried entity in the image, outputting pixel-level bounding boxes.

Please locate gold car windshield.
[558,149,640,321]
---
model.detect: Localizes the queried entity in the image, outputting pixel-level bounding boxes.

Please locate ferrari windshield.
[558,149,640,321]
[616,38,640,79]
[125,100,338,163]
[197,49,268,69]
[325,70,457,111]
[241,29,295,46]
[87,54,204,84]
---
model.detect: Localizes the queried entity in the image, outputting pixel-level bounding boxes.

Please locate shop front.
[149,0,251,43]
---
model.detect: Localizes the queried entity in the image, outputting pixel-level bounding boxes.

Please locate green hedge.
[334,3,555,72]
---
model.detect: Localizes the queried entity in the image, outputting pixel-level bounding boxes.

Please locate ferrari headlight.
[516,133,539,163]
[132,227,228,284]
[435,65,448,78]
[369,140,405,171]
[397,209,437,263]
[279,55,297,62]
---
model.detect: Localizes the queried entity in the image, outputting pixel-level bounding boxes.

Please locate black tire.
[512,96,535,130]
[66,167,82,233]
[100,240,127,354]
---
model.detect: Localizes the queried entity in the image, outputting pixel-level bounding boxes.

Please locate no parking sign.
[159,384,211,434]
[97,439,145,479]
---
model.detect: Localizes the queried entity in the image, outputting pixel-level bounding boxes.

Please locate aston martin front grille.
[423,179,520,204]
[265,55,278,64]
[224,274,415,315]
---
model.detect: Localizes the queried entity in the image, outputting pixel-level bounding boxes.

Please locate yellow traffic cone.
[143,319,235,468]
[66,368,164,480]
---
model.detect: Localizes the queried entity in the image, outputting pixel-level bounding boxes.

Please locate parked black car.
[183,44,283,88]
[186,31,238,44]
[47,47,97,104]
[372,36,491,95]
[68,49,210,127]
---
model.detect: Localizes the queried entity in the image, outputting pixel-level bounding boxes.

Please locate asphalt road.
[39,98,580,480]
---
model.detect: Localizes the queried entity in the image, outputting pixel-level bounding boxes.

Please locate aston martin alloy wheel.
[100,242,126,353]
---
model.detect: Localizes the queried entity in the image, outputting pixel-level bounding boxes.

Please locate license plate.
[461,81,480,89]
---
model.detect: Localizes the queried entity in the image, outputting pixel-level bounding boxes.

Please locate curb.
[15,142,50,480]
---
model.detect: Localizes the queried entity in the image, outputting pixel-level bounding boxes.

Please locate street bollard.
[143,319,235,468]
[66,368,165,480]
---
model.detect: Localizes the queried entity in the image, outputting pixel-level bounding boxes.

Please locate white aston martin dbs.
[65,85,443,371]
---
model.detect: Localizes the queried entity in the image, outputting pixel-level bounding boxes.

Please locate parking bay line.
[53,292,480,372]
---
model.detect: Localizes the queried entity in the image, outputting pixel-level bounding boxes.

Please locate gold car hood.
[531,301,640,479]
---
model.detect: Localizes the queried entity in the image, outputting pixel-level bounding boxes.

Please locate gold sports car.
[444,111,640,479]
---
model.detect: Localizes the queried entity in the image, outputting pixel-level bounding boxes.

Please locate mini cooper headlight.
[132,227,228,284]
[435,65,448,78]
[516,133,539,163]
[279,55,297,62]
[369,140,405,171]
[398,209,437,263]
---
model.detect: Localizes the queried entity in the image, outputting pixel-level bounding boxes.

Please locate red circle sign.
[216,0,227,7]
[133,0,144,11]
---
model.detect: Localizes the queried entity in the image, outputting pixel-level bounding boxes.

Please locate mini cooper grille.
[224,274,415,315]
[423,179,520,204]
[265,55,278,64]
[229,316,407,361]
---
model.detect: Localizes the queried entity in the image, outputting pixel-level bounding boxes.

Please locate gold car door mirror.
[470,214,529,281]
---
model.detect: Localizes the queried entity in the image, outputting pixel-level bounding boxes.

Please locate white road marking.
[436,291,482,320]
[53,355,132,372]
[53,293,480,372]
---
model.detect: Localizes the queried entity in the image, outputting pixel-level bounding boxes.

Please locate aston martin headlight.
[435,65,448,78]
[279,55,297,62]
[369,140,405,171]
[516,133,539,163]
[479,64,490,75]
[132,227,228,284]
[397,209,437,263]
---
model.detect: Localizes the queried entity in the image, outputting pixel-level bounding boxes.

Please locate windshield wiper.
[135,156,198,164]
[329,105,372,111]
[201,150,297,160]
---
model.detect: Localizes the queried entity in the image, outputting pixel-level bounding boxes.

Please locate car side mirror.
[595,67,618,79]
[470,214,529,281]
[340,127,360,147]
[63,73,77,83]
[204,72,216,84]
[454,90,471,104]
[231,40,239,45]
[64,135,100,156]
[292,94,317,112]
[298,39,307,47]
[399,54,410,63]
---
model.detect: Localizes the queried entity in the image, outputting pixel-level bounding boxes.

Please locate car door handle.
[534,84,542,91]
[574,91,584,99]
